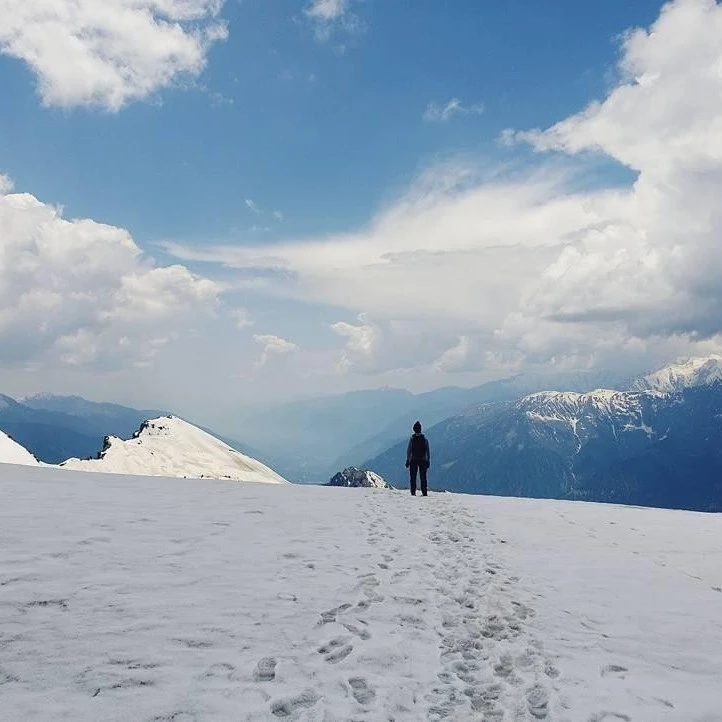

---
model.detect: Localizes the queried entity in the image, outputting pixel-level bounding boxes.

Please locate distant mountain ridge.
[0,393,166,464]
[233,369,626,483]
[365,357,722,512]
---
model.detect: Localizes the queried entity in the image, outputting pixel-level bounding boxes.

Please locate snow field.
[0,464,720,721]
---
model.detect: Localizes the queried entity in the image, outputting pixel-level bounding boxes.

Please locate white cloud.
[331,315,380,371]
[305,0,349,21]
[303,0,365,42]
[434,336,471,372]
[231,308,253,329]
[0,176,221,369]
[245,198,261,214]
[0,174,14,193]
[274,210,284,222]
[168,0,722,378]
[253,334,298,367]
[423,98,484,123]
[0,0,228,111]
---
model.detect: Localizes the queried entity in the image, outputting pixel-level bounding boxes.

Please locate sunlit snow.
[0,430,39,466]
[60,415,288,485]
[1,464,720,721]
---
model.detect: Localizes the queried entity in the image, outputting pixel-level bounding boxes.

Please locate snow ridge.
[60,415,288,484]
[632,354,722,393]
[0,430,39,466]
[519,389,658,443]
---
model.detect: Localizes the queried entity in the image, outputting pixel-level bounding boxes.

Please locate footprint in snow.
[318,603,352,625]
[318,637,353,663]
[348,677,376,705]
[526,684,549,719]
[270,689,319,717]
[200,662,236,681]
[253,658,276,682]
[342,622,371,640]
[600,664,628,678]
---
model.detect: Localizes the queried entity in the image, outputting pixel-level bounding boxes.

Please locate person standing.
[405,420,430,496]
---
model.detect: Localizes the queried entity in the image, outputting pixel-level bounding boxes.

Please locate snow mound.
[327,466,389,488]
[633,355,722,393]
[0,430,39,466]
[60,415,288,484]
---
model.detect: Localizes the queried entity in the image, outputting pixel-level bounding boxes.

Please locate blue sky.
[0,0,661,242]
[1,0,722,431]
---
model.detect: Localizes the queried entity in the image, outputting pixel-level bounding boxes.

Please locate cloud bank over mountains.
[169,0,722,378]
[2,0,722,411]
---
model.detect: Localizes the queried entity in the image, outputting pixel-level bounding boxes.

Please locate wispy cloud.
[245,198,261,214]
[231,308,254,330]
[303,0,365,43]
[273,210,284,223]
[423,98,484,123]
[254,334,298,367]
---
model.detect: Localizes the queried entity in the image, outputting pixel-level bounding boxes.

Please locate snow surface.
[60,415,288,485]
[1,466,720,721]
[0,430,38,466]
[633,355,722,393]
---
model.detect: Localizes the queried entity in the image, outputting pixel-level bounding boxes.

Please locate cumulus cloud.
[168,0,722,377]
[0,0,228,111]
[0,177,221,369]
[253,334,298,367]
[423,98,484,123]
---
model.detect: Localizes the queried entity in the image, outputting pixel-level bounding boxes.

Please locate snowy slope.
[0,430,39,465]
[61,415,288,484]
[632,354,722,393]
[1,463,719,721]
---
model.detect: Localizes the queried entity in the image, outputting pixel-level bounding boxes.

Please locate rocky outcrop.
[327,466,389,489]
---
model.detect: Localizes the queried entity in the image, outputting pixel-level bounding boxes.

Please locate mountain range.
[231,368,625,483]
[366,356,722,512]
[3,356,722,511]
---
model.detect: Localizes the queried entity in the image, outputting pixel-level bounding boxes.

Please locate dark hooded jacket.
[406,432,430,467]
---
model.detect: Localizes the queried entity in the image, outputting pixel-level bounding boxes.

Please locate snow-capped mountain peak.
[0,430,39,466]
[60,415,288,484]
[632,355,722,393]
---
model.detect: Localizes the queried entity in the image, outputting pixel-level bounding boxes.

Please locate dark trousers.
[409,460,428,496]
